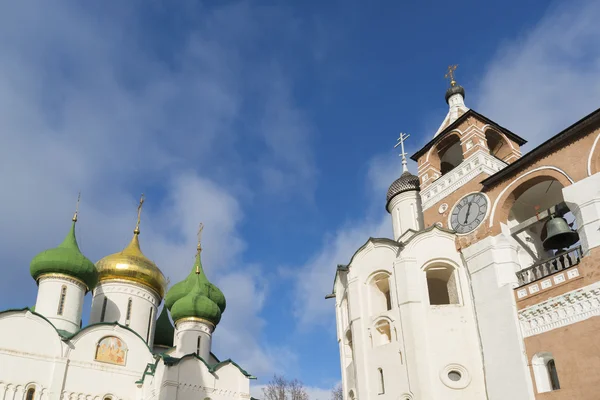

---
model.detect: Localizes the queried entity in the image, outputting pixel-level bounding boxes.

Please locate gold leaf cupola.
[95,194,167,298]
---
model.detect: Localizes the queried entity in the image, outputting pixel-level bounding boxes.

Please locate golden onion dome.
[95,194,166,298]
[96,231,167,298]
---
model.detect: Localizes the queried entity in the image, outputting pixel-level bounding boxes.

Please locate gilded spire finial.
[445,64,458,87]
[72,191,81,222]
[196,222,204,274]
[394,133,410,173]
[134,193,145,235]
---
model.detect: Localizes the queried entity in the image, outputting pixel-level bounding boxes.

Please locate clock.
[450,193,488,234]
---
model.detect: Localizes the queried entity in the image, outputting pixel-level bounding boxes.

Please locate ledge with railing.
[516,246,583,287]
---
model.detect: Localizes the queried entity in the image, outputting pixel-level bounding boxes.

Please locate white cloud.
[475,0,600,148]
[0,0,316,380]
[291,0,600,330]
[292,152,399,327]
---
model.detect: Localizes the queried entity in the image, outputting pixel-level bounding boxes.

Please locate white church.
[329,67,600,400]
[0,199,254,400]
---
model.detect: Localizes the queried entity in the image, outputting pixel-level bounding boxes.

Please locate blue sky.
[2,0,600,398]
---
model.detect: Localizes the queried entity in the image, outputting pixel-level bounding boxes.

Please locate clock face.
[450,193,488,234]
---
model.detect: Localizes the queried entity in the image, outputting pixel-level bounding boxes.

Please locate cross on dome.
[445,64,458,86]
[134,193,145,234]
[394,132,410,173]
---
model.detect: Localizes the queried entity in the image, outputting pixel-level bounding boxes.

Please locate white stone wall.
[173,320,213,360]
[90,281,160,346]
[563,172,600,255]
[461,234,535,400]
[387,190,423,240]
[0,310,251,400]
[335,230,487,400]
[35,274,86,334]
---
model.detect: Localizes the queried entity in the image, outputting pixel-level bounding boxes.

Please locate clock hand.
[463,202,473,224]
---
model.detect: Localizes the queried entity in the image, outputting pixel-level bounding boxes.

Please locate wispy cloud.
[0,0,318,380]
[475,0,600,147]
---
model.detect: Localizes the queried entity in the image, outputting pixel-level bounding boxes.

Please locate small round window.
[448,370,462,381]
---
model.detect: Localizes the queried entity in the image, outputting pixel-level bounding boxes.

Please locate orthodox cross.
[196,222,204,273]
[394,132,410,173]
[134,193,145,234]
[73,191,81,222]
[445,64,458,86]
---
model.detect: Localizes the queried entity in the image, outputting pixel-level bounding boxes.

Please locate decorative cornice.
[174,317,215,331]
[94,278,161,303]
[420,150,507,210]
[38,273,87,291]
[518,281,600,337]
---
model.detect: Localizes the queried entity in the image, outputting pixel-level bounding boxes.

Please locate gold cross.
[134,193,145,234]
[445,64,458,86]
[197,222,204,252]
[196,222,204,274]
[73,191,81,222]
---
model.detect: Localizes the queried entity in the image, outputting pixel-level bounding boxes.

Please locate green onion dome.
[165,250,226,326]
[153,306,175,348]
[30,218,97,291]
[170,273,222,325]
[164,252,226,313]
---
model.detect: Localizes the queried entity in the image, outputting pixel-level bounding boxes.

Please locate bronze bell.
[541,216,579,250]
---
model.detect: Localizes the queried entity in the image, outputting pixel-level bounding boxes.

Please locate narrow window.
[547,359,560,390]
[26,388,35,400]
[125,298,133,326]
[197,336,202,356]
[100,297,108,322]
[146,307,153,343]
[57,285,67,315]
[377,368,385,394]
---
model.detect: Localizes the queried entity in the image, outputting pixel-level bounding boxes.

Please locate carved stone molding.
[518,281,600,337]
[93,281,160,305]
[421,150,507,210]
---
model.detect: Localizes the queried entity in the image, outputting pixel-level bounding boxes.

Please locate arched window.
[377,368,385,394]
[426,265,459,305]
[373,319,392,347]
[547,359,560,390]
[485,129,512,161]
[103,397,113,400]
[125,298,133,326]
[532,352,560,393]
[100,297,108,322]
[369,273,392,316]
[348,390,355,400]
[57,285,67,315]
[25,387,35,400]
[437,134,464,175]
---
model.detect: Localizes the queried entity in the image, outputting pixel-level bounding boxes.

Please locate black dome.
[386,171,420,210]
[445,84,465,104]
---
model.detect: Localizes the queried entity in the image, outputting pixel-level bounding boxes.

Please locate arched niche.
[372,318,392,347]
[491,168,573,228]
[95,336,128,366]
[496,172,578,268]
[424,264,460,305]
[437,133,464,175]
[367,272,392,316]
[485,129,513,161]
